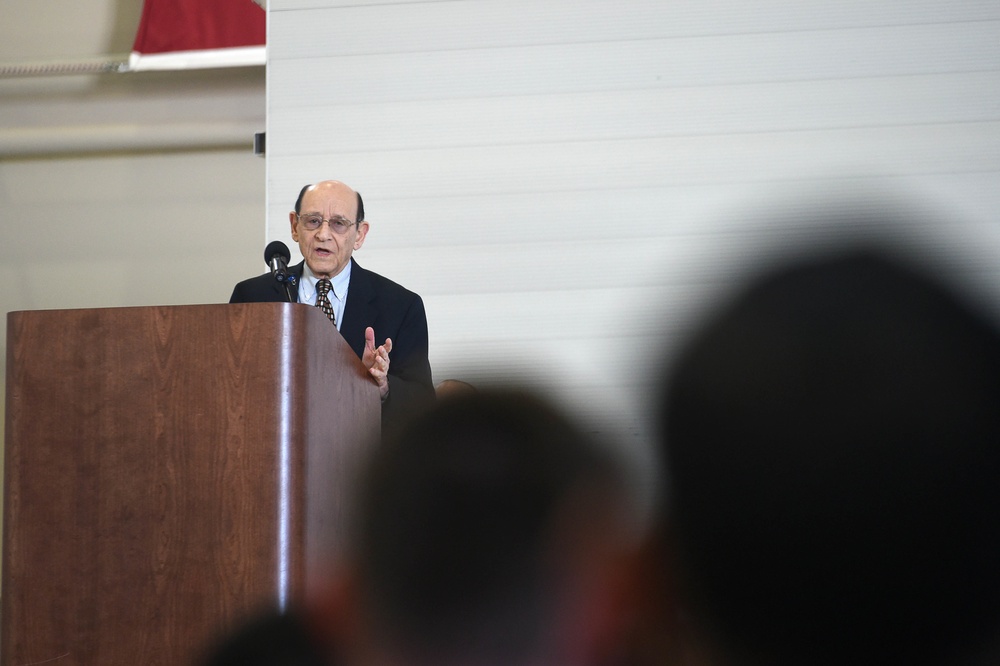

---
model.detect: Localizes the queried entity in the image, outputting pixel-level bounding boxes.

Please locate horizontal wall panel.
[359,201,1000,299]
[273,0,435,11]
[271,72,1000,154]
[357,183,795,250]
[270,22,1000,107]
[363,238,736,296]
[419,289,705,392]
[270,1,1000,58]
[351,174,1000,251]
[267,122,1000,204]
[421,282,748,419]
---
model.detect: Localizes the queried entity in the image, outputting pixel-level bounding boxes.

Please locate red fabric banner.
[130,0,265,70]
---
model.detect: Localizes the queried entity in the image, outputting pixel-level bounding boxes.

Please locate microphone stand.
[282,274,297,303]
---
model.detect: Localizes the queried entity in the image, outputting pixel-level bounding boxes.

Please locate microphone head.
[264,240,291,265]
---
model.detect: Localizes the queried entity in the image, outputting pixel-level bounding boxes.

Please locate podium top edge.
[7,302,306,319]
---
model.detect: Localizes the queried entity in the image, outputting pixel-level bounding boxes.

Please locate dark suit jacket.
[230,258,434,428]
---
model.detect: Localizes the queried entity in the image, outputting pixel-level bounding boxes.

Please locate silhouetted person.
[654,246,1000,665]
[434,378,476,399]
[201,609,332,666]
[338,388,638,666]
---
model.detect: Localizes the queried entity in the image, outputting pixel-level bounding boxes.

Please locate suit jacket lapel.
[341,258,375,358]
[288,262,304,302]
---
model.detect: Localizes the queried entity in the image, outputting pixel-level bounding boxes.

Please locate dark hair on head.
[294,184,365,223]
[294,184,310,215]
[352,388,622,662]
[657,246,1000,665]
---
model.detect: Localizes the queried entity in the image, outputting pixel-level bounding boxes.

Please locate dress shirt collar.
[299,261,352,328]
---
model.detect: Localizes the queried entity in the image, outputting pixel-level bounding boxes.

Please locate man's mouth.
[315,248,333,257]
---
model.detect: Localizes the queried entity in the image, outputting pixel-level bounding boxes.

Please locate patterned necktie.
[315,278,336,326]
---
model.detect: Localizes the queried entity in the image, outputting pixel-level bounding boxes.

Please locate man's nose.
[315,220,335,238]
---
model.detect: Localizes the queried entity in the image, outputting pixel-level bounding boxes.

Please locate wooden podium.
[2,303,380,665]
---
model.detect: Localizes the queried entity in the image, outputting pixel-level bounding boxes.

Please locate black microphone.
[264,240,291,283]
[264,240,297,302]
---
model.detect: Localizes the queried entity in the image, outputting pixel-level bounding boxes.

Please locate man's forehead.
[301,184,357,214]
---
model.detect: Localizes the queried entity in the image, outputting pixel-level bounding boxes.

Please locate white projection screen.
[264,1,1000,450]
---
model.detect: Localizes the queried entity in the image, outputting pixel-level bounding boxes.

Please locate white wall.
[265,0,1000,446]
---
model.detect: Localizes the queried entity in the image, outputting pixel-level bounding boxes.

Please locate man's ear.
[289,211,300,242]
[353,221,370,250]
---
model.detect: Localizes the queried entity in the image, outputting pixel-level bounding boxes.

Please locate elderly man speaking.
[230,180,433,427]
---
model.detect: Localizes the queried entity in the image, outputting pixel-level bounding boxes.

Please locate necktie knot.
[315,279,336,326]
[317,278,331,298]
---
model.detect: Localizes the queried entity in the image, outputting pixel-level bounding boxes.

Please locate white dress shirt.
[297,261,351,331]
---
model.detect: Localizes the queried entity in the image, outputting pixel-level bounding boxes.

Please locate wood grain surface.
[2,303,379,665]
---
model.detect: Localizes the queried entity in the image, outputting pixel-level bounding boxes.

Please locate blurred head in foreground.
[342,388,637,666]
[434,378,477,399]
[656,246,1000,665]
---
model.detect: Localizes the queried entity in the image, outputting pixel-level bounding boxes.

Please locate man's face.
[290,181,369,279]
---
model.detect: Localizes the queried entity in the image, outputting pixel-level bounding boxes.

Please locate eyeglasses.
[297,214,357,234]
